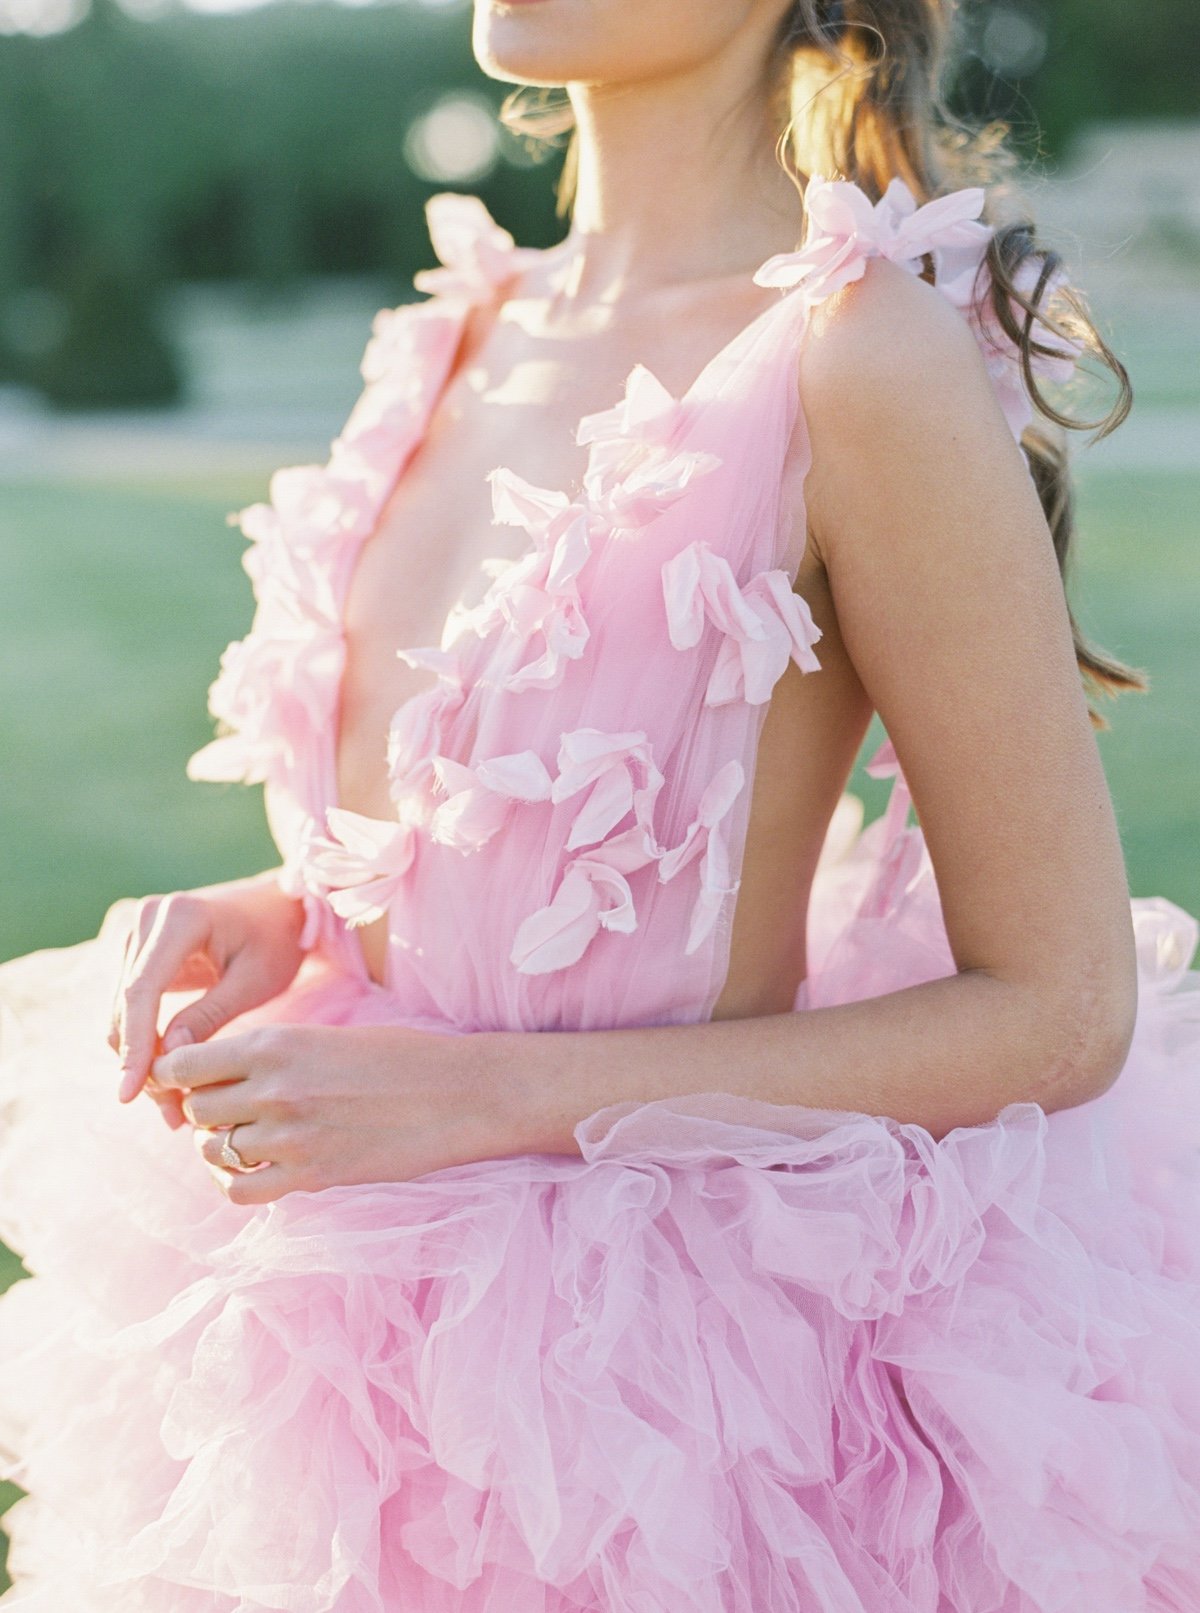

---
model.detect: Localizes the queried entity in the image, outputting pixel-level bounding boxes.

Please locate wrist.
[463,1029,585,1160]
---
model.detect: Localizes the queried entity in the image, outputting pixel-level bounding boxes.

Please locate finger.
[117,899,212,1102]
[150,1086,189,1130]
[194,1121,272,1171]
[108,900,158,1053]
[213,1160,295,1207]
[107,927,137,1053]
[151,1029,264,1091]
[181,1081,260,1130]
[159,949,278,1052]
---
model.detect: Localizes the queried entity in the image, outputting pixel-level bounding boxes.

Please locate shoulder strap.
[753,173,1084,445]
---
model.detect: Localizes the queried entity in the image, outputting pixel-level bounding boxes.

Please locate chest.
[335,285,785,822]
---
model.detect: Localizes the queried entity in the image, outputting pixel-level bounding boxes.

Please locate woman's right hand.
[107,870,309,1125]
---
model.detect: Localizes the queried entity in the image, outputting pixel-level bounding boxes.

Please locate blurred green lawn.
[0,460,1197,1586]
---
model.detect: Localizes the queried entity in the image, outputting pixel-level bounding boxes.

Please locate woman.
[2,0,1199,1607]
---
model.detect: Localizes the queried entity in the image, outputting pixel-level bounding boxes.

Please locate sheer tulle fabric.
[2,181,1199,1611]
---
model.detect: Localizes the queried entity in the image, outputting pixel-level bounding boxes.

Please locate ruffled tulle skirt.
[2,806,1200,1611]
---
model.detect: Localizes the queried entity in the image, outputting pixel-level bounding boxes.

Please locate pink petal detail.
[302,807,419,928]
[428,750,553,853]
[752,173,990,303]
[662,541,823,705]
[551,729,666,851]
[411,192,542,304]
[510,829,659,976]
[575,364,682,448]
[657,760,747,955]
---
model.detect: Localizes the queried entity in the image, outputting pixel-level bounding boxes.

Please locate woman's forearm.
[478,964,1136,1155]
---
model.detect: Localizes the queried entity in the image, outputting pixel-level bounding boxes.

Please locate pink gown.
[2,177,1200,1612]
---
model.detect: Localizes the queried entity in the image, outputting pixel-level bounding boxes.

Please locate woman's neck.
[560,55,804,302]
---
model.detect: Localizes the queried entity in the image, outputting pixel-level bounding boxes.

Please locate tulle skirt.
[2,809,1200,1611]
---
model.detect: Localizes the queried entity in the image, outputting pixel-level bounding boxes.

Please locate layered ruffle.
[2,882,1200,1611]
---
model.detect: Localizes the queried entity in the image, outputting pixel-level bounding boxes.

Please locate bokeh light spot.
[404,92,500,184]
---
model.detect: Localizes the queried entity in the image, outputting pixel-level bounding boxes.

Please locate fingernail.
[163,1026,194,1053]
[117,1067,139,1103]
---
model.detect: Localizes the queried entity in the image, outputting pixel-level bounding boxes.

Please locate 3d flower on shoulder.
[428,750,554,853]
[510,826,660,976]
[412,191,543,305]
[467,466,595,693]
[941,255,1086,443]
[662,540,822,705]
[754,173,992,306]
[657,759,746,954]
[301,804,422,928]
[577,364,722,531]
[551,728,666,852]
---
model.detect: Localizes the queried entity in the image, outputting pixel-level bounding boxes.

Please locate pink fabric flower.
[470,467,595,693]
[550,728,666,852]
[387,644,469,804]
[302,805,421,929]
[657,759,746,954]
[411,191,543,304]
[753,173,992,302]
[944,257,1086,442]
[428,750,553,854]
[754,172,1084,444]
[575,363,683,449]
[185,608,342,787]
[662,540,823,705]
[510,827,660,976]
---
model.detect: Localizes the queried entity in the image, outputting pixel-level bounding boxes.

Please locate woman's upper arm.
[798,257,1138,1098]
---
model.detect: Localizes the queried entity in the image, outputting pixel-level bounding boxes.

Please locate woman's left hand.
[148,1023,516,1204]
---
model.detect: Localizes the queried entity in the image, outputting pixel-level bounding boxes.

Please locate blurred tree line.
[0,0,1193,408]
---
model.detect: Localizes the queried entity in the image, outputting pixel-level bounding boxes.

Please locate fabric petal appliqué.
[753,172,1085,445]
[467,467,595,693]
[752,173,991,301]
[657,759,747,954]
[510,827,660,976]
[410,191,543,305]
[551,728,666,852]
[301,806,421,929]
[428,751,554,854]
[662,540,822,705]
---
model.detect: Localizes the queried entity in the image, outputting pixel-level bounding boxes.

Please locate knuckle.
[183,998,227,1037]
[249,1025,291,1066]
[273,1125,308,1165]
[254,1077,288,1116]
[123,976,156,1002]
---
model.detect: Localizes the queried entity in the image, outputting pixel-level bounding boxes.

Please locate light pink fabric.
[2,177,1199,1612]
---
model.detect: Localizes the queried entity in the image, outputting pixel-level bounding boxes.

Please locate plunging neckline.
[324,239,813,994]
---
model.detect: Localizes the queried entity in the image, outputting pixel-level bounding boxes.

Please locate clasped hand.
[150,1023,515,1205]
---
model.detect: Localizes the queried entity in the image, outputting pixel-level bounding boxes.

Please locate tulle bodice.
[185,177,1082,1035]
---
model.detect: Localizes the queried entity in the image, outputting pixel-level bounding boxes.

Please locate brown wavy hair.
[499,0,1146,728]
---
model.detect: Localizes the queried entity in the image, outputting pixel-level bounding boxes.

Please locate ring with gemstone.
[217,1125,252,1172]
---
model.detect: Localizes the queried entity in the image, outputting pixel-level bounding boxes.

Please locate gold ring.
[216,1124,251,1172]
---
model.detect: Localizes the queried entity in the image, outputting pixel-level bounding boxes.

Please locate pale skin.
[109,0,1139,1204]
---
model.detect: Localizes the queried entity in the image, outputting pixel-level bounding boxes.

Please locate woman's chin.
[472,0,659,87]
